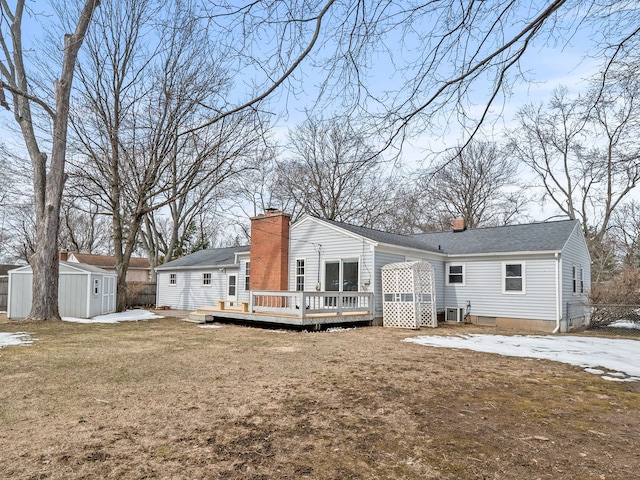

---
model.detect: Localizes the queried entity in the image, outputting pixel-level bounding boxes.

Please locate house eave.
[446,249,562,259]
[155,263,240,272]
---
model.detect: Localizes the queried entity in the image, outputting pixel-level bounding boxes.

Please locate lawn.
[0,315,639,479]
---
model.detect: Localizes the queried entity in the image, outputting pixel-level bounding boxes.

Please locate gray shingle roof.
[411,219,580,254]
[155,246,249,270]
[318,218,580,255]
[319,219,441,252]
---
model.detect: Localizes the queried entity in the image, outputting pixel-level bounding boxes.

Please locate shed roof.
[155,246,249,270]
[9,261,115,275]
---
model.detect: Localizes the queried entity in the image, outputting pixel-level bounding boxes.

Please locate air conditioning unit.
[446,307,465,322]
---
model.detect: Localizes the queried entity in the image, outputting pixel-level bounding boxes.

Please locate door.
[227,273,237,304]
[102,276,115,314]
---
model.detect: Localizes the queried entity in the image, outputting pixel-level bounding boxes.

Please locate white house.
[156,212,591,332]
[155,246,250,311]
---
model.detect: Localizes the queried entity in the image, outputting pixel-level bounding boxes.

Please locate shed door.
[102,276,115,314]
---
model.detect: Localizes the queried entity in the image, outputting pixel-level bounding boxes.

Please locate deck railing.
[250,290,374,318]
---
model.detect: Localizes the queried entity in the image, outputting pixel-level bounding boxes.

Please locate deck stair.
[185,308,214,323]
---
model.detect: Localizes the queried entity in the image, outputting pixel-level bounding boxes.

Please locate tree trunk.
[23,1,99,320]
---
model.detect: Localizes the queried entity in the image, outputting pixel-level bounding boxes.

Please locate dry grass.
[0,314,639,479]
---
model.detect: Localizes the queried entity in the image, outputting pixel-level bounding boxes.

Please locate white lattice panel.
[382,261,437,329]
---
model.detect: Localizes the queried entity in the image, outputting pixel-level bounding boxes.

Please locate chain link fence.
[589,304,640,330]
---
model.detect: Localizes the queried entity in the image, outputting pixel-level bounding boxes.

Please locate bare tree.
[274,116,397,227]
[509,69,640,280]
[67,0,266,310]
[3,0,639,319]
[420,141,530,229]
[611,201,640,268]
[0,1,98,320]
[58,199,111,254]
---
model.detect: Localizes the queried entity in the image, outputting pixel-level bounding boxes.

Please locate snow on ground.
[62,310,164,324]
[404,334,640,382]
[610,320,640,330]
[0,332,34,348]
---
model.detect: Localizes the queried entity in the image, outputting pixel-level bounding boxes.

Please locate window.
[245,262,251,291]
[228,275,237,297]
[447,263,465,285]
[324,259,359,292]
[169,273,176,286]
[202,273,212,286]
[574,265,584,294]
[572,266,577,294]
[93,279,100,296]
[296,259,305,291]
[504,262,525,293]
[580,267,584,294]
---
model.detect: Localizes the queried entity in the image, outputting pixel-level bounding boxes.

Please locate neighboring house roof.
[410,219,581,255]
[0,264,22,276]
[69,253,151,269]
[155,246,249,270]
[306,216,581,256]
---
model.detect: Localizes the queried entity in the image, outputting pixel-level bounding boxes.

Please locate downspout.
[553,252,561,333]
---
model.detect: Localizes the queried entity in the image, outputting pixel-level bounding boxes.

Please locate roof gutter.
[155,263,239,272]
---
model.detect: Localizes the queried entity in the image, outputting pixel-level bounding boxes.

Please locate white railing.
[250,291,374,318]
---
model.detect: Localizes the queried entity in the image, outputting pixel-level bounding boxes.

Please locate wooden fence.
[126,282,157,307]
[0,277,7,311]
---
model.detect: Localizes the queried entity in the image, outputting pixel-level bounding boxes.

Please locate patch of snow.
[0,332,34,348]
[325,327,355,333]
[610,320,640,330]
[62,310,163,324]
[404,334,640,382]
[198,324,223,329]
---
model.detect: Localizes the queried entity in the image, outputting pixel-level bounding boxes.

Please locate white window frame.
[503,262,526,294]
[169,273,177,286]
[93,278,100,296]
[296,259,305,291]
[245,261,251,291]
[446,263,465,286]
[323,258,360,292]
[580,267,584,294]
[202,272,212,286]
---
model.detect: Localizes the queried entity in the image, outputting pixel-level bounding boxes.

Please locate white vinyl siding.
[444,256,556,321]
[157,267,247,311]
[561,224,592,322]
[289,218,373,293]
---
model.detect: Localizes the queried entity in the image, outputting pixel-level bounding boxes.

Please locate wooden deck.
[187,291,376,328]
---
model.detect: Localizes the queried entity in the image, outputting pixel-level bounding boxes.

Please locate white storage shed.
[8,261,117,319]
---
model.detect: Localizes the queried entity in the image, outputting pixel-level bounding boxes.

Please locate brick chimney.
[453,218,466,232]
[249,210,290,291]
[59,250,68,261]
